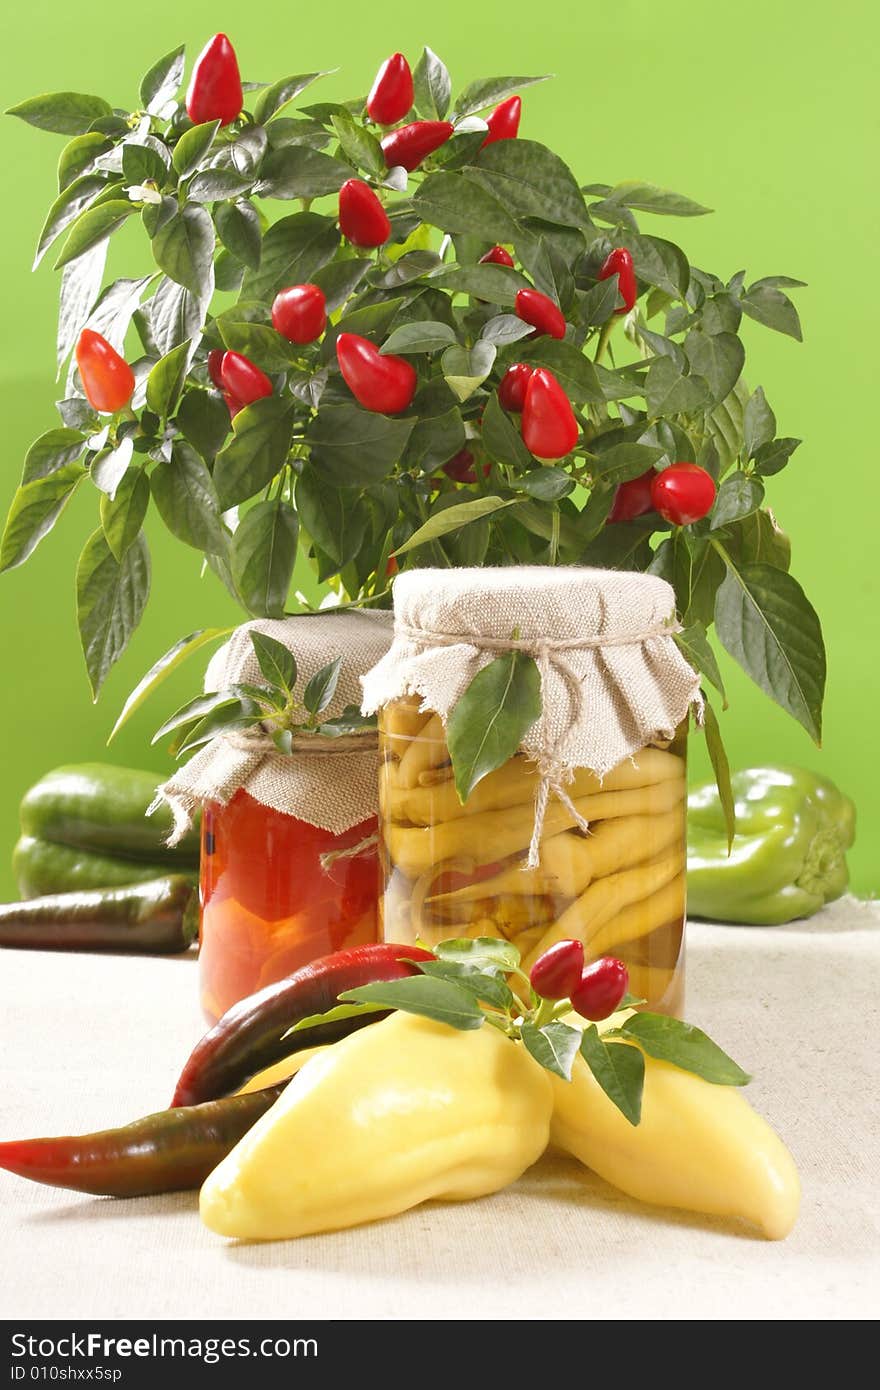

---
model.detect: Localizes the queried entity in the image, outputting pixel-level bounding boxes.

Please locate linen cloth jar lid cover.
[153,609,393,844]
[361,566,702,866]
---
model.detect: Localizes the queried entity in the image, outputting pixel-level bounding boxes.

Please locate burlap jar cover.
[154,609,393,841]
[361,566,702,866]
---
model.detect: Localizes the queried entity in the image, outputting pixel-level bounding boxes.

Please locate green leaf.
[741,285,802,341]
[684,329,745,406]
[417,959,515,1011]
[454,74,550,118]
[725,509,791,572]
[151,442,226,554]
[188,168,254,203]
[645,357,709,417]
[214,397,295,509]
[519,339,604,405]
[139,45,185,114]
[306,404,414,488]
[471,139,589,229]
[33,174,107,269]
[711,473,764,529]
[215,200,262,270]
[53,200,136,269]
[615,231,690,299]
[230,498,299,618]
[296,466,369,567]
[318,707,376,738]
[447,650,542,802]
[174,697,262,758]
[152,688,247,745]
[176,388,230,462]
[517,468,574,501]
[413,47,451,119]
[620,1013,750,1085]
[394,497,514,556]
[482,393,533,469]
[521,1020,582,1080]
[250,630,297,692]
[152,205,215,299]
[414,171,519,243]
[0,464,84,572]
[22,428,85,485]
[75,529,150,698]
[442,341,496,401]
[600,180,711,217]
[480,314,534,348]
[402,383,466,475]
[108,626,232,741]
[145,341,191,419]
[674,623,726,704]
[340,975,485,1031]
[242,211,340,301]
[91,438,133,499]
[7,90,112,135]
[714,555,825,742]
[256,145,350,199]
[58,239,107,370]
[430,262,528,306]
[253,71,327,125]
[282,1000,388,1040]
[578,1027,645,1126]
[331,110,385,178]
[701,693,736,849]
[122,142,168,187]
[146,275,206,356]
[580,517,655,570]
[743,386,776,458]
[303,657,341,716]
[576,277,622,329]
[57,132,113,191]
[381,321,458,355]
[172,120,221,177]
[591,443,665,486]
[311,257,371,312]
[753,436,801,478]
[218,321,298,371]
[433,935,521,974]
[100,466,149,560]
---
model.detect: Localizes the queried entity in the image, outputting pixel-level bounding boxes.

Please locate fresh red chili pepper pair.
[336,334,417,414]
[530,940,629,1021]
[608,463,716,525]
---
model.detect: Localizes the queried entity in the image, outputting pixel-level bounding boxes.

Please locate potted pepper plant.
[4,34,823,824]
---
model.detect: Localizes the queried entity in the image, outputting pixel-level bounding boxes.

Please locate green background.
[0,0,874,898]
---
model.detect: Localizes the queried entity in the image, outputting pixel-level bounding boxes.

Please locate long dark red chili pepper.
[171,942,434,1108]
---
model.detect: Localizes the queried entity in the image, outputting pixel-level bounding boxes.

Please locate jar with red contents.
[155,612,393,1021]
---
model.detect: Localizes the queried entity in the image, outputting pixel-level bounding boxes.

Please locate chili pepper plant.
[4,36,824,826]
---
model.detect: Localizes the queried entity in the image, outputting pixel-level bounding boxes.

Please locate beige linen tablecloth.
[1,898,878,1321]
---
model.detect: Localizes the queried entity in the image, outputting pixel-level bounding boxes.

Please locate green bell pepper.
[687,765,856,925]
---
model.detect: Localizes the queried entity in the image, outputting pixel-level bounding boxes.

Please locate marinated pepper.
[687,765,856,925]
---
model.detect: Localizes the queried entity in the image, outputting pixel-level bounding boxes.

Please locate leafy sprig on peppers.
[4,35,823,814]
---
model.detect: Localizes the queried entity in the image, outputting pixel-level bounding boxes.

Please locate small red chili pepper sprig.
[336,935,750,1126]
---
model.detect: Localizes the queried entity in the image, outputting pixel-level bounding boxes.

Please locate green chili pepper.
[0,875,197,953]
[687,765,856,925]
[13,836,196,899]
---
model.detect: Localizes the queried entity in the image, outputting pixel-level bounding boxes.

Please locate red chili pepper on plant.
[481,95,521,147]
[598,247,637,315]
[498,363,534,413]
[442,449,490,484]
[224,392,245,421]
[336,333,417,414]
[607,468,657,523]
[75,330,135,414]
[521,368,579,459]
[185,33,243,127]
[650,462,716,526]
[172,942,434,1107]
[219,351,273,405]
[515,287,567,340]
[338,179,392,248]
[381,120,454,172]
[271,284,327,344]
[570,957,629,1022]
[366,53,414,126]
[207,349,226,390]
[530,939,584,1000]
[479,245,515,267]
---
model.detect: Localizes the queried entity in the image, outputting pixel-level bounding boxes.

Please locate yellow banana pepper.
[550,1037,800,1240]
[201,1010,553,1241]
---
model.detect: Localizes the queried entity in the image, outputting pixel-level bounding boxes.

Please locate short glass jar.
[378,698,687,1014]
[199,790,380,1021]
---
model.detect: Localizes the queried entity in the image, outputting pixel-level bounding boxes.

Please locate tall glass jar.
[199,790,380,1022]
[378,700,687,1014]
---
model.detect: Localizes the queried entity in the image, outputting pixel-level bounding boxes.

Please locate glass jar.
[378,698,687,1014]
[199,788,380,1021]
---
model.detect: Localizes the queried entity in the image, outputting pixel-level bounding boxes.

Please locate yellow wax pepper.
[201,1009,553,1241]
[550,1027,800,1240]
